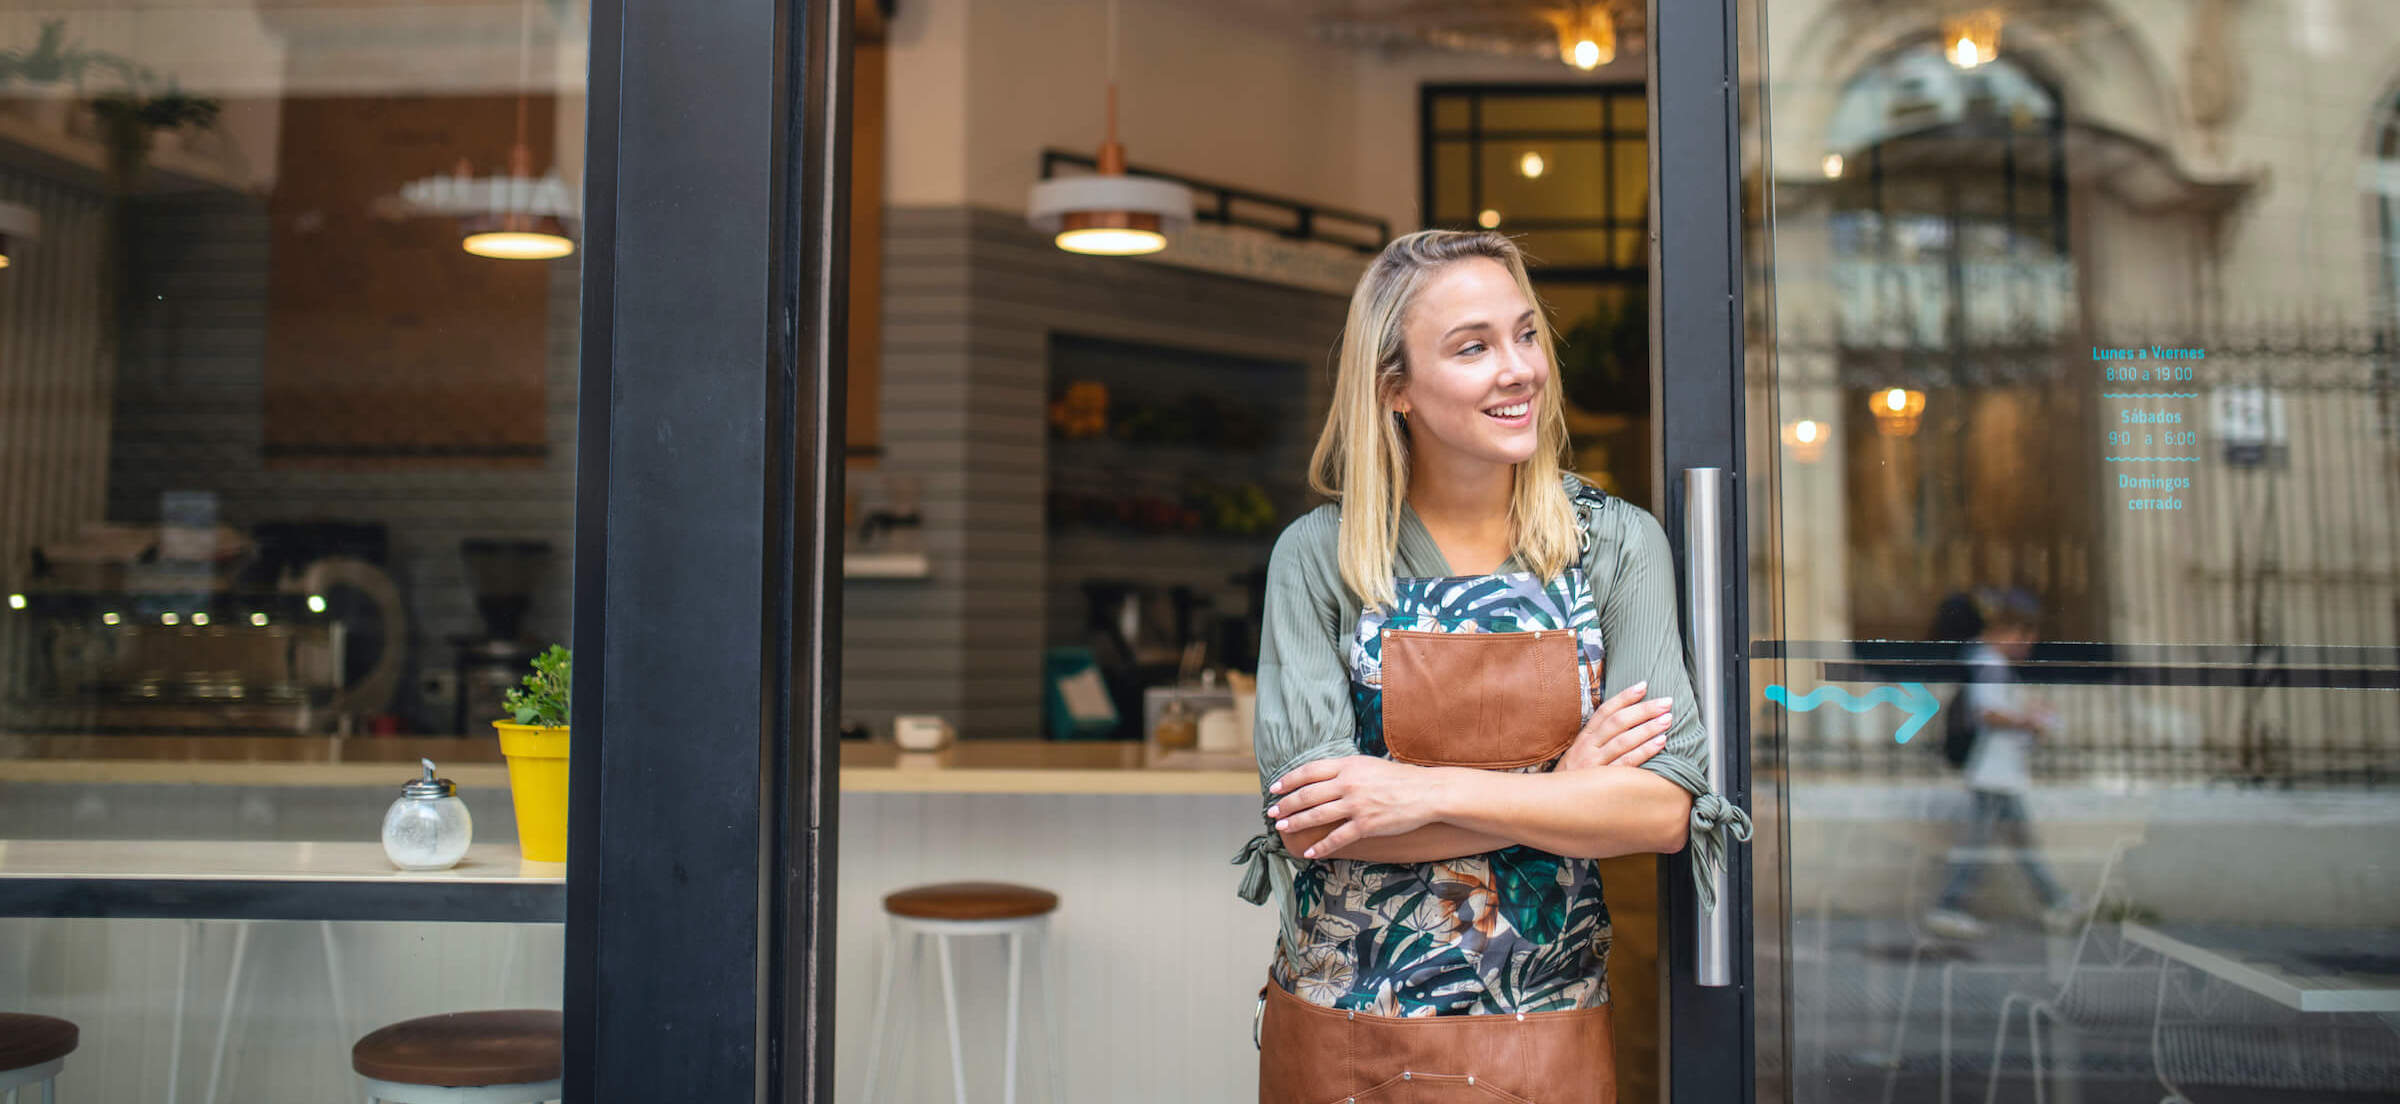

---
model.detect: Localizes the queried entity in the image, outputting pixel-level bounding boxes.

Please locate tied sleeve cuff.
[1231,827,1308,969]
[1233,829,1283,906]
[1642,754,1755,915]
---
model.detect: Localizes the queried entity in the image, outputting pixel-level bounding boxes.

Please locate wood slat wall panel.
[0,172,110,702]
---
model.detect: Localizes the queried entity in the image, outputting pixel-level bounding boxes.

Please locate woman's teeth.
[1485,402,1530,419]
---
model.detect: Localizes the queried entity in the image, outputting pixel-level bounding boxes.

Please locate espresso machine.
[4,516,407,734]
[451,538,554,734]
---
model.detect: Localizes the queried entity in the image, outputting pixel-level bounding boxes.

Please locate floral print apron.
[1267,567,1611,1017]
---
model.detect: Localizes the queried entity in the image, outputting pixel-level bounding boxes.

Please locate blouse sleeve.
[1248,509,1359,805]
[1589,496,1754,914]
[1231,510,1355,946]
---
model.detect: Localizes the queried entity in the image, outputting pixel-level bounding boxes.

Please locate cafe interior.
[0,0,1666,1100]
[12,1,2398,1102]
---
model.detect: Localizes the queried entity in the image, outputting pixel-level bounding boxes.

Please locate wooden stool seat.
[883,881,1059,921]
[352,1010,563,1087]
[0,1014,76,1073]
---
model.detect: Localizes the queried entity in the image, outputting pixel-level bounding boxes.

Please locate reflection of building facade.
[1760,0,2400,784]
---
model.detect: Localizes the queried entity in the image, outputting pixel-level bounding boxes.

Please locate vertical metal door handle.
[1682,467,1733,988]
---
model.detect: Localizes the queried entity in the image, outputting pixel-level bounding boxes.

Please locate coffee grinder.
[452,538,553,734]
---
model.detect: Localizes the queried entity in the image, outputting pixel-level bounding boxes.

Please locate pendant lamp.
[0,201,38,269]
[1547,2,1617,71]
[1026,0,1190,256]
[469,0,573,259]
[398,0,576,259]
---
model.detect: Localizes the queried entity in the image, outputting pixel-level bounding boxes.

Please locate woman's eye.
[1459,342,1486,357]
[1517,330,1537,344]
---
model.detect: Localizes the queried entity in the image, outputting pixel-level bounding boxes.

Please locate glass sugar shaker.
[382,757,473,871]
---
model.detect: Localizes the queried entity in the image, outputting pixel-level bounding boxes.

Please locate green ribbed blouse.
[1232,475,1752,950]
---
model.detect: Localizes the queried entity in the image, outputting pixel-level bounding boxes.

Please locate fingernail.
[1655,697,1674,710]
[1650,735,1667,746]
[1303,847,1317,859]
[1631,680,1648,694]
[1267,805,1281,816]
[1269,782,1282,793]
[1275,819,1290,831]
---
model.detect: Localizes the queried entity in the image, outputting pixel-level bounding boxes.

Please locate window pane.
[1480,93,1605,133]
[1432,139,1475,222]
[0,2,584,1093]
[1430,93,1472,133]
[1482,139,1609,222]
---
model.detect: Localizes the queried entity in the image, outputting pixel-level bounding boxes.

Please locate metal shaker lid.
[401,757,457,799]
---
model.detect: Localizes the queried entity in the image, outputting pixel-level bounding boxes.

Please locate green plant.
[502,645,572,727]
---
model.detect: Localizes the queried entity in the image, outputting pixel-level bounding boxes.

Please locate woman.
[1231,230,1750,1103]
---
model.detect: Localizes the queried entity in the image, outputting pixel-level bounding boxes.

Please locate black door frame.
[1651,0,1759,1100]
[566,0,847,1097]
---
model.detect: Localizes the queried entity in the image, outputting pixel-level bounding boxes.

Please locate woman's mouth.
[1482,400,1532,427]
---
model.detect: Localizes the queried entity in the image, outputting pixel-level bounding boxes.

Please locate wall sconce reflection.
[1781,418,1826,462]
[1520,151,1547,179]
[1871,388,1926,437]
[1821,153,1844,179]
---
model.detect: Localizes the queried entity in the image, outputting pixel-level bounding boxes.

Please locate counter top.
[839,739,1257,794]
[0,736,1260,796]
[0,840,565,922]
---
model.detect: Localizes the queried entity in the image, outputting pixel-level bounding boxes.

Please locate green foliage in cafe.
[503,645,573,728]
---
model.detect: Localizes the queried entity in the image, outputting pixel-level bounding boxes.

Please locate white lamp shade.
[1026,174,1192,234]
[0,201,40,240]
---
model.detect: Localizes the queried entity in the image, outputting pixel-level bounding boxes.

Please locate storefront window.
[0,3,585,1096]
[1747,1,2400,1101]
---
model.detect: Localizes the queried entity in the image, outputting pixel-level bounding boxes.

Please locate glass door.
[1726,1,2400,1102]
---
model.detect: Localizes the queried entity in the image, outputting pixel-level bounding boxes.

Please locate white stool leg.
[1003,929,1023,1104]
[860,919,906,1103]
[935,932,969,1104]
[204,920,253,1104]
[1035,919,1063,1104]
[321,922,355,1054]
[168,919,199,1104]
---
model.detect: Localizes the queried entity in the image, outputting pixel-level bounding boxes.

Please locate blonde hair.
[1308,230,1581,610]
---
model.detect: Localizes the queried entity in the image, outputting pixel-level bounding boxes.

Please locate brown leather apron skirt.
[1257,978,1615,1104]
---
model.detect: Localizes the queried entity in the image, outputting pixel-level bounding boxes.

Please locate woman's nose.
[1498,341,1538,386]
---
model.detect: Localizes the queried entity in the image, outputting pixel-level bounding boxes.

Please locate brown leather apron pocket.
[1380,628,1580,769]
[1257,980,1615,1104]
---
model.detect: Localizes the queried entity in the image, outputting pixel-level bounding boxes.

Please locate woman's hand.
[1267,756,1448,859]
[1557,681,1673,772]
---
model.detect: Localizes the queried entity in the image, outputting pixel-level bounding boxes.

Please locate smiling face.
[1389,257,1550,472]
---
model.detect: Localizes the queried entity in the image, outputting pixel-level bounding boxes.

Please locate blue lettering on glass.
[1764,682,1941,744]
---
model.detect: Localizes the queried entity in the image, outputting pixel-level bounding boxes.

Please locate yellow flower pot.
[493,721,570,862]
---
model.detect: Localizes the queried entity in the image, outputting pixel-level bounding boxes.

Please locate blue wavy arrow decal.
[1764,682,1941,744]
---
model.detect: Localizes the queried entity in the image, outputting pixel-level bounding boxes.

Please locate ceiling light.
[1871,388,1926,437]
[1547,3,1617,71]
[1943,9,2002,69]
[395,0,577,258]
[0,201,39,269]
[1026,0,1191,256]
[1822,153,1844,179]
[1478,209,1503,229]
[1781,419,1826,462]
[1519,151,1547,179]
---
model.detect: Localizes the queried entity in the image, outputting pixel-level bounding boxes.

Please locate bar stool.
[0,1014,76,1104]
[861,881,1063,1104]
[351,1010,562,1104]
